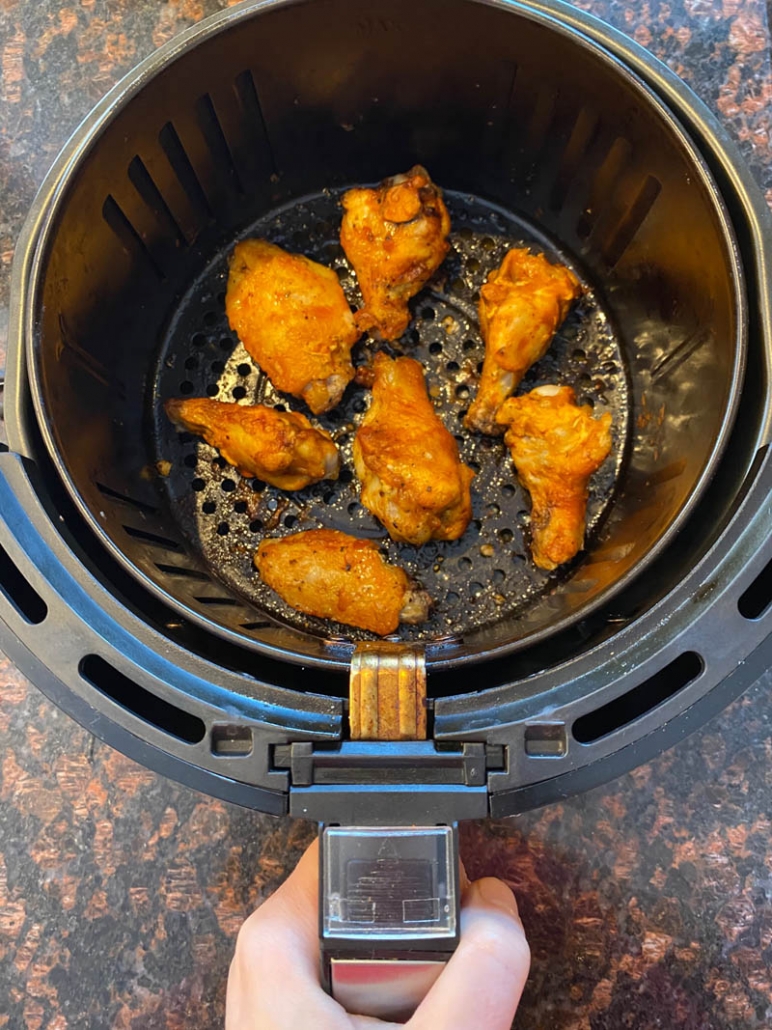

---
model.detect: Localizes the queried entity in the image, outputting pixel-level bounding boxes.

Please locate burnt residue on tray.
[153,189,630,642]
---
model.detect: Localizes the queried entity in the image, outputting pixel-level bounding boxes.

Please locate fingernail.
[476,877,520,919]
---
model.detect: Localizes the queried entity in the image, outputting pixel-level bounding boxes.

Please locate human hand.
[226,838,530,1029]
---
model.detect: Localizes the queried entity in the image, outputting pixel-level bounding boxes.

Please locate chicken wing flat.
[225,239,361,415]
[496,385,612,570]
[340,165,451,341]
[465,249,581,435]
[165,397,339,491]
[255,529,431,635]
[353,353,475,545]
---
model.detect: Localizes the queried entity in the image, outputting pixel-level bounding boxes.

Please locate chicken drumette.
[496,385,612,570]
[225,239,361,415]
[353,353,475,545]
[465,248,581,435]
[340,165,451,341]
[165,397,339,491]
[255,529,431,635]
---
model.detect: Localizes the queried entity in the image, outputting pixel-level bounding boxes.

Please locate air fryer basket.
[26,0,744,670]
[3,0,772,820]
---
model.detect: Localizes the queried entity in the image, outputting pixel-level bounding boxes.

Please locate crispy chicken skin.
[340,165,451,341]
[496,385,612,570]
[165,397,339,491]
[255,529,431,635]
[225,239,361,415]
[353,353,475,545]
[465,248,581,436]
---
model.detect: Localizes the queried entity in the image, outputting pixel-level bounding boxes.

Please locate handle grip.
[319,824,460,1021]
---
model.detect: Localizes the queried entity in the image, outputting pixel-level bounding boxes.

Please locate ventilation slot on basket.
[577,136,631,240]
[102,194,166,281]
[80,654,205,743]
[154,562,211,582]
[0,543,48,625]
[550,107,598,212]
[195,93,244,196]
[738,557,772,619]
[59,315,117,393]
[601,174,661,267]
[482,61,518,159]
[194,595,239,606]
[573,651,703,743]
[505,80,560,175]
[159,121,214,220]
[123,525,182,550]
[97,482,158,514]
[241,620,271,631]
[525,87,558,155]
[651,326,712,384]
[128,155,190,247]
[233,69,278,177]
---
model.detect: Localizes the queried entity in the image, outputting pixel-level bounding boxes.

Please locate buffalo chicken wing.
[165,397,339,490]
[465,248,581,435]
[341,166,451,341]
[255,529,431,635]
[353,353,474,545]
[496,385,612,570]
[225,239,360,415]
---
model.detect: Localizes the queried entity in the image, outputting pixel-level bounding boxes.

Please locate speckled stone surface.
[1,1,772,1028]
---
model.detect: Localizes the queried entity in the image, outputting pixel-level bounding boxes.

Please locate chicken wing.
[255,529,431,635]
[464,248,581,435]
[340,165,451,341]
[353,353,475,545]
[225,239,361,415]
[165,397,339,491]
[496,385,612,570]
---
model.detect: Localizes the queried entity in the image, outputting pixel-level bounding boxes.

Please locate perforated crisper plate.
[152,189,630,643]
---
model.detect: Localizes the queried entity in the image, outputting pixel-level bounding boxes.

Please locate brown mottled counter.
[1,1,772,1027]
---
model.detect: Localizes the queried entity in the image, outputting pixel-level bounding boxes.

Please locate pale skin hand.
[226,839,531,1030]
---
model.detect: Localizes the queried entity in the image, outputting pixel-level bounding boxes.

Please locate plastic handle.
[319,825,460,1021]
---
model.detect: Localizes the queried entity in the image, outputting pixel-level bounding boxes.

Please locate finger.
[227,838,346,1030]
[409,877,530,1030]
[242,836,320,971]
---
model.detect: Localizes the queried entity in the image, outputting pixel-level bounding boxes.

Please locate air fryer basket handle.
[306,645,477,1017]
[283,731,488,1018]
[318,824,460,1022]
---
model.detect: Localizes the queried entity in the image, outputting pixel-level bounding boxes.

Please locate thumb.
[410,877,530,1030]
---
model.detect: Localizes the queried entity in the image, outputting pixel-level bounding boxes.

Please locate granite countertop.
[1,1,772,1027]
